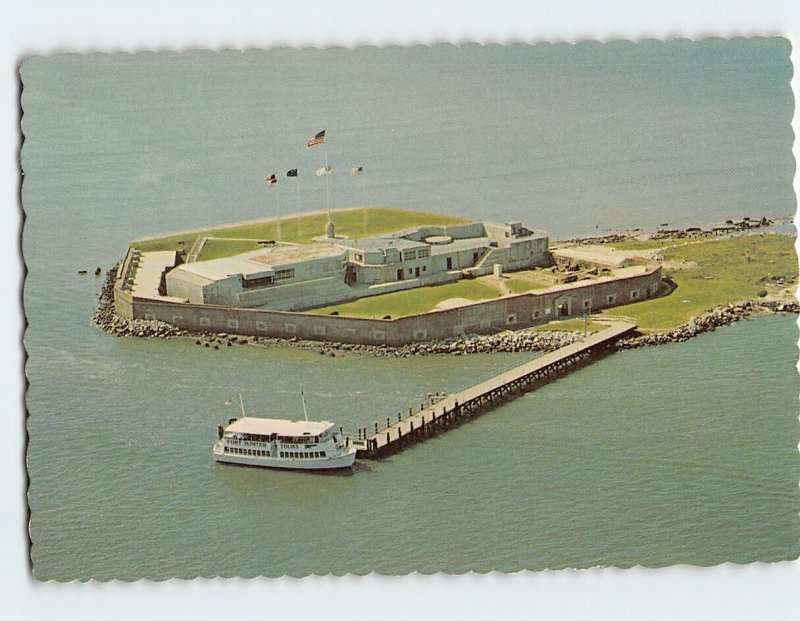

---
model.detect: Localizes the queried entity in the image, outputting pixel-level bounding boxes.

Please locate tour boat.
[212,395,356,470]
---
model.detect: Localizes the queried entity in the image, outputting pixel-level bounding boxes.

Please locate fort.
[110,208,664,346]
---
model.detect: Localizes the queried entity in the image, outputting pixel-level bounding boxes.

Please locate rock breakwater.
[616,300,798,349]
[188,329,584,357]
[92,266,190,339]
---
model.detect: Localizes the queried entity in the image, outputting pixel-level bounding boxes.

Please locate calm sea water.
[20,39,798,580]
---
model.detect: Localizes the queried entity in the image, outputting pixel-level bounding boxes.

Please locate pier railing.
[353,319,635,459]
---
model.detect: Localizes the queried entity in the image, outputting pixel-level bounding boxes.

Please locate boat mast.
[301,391,309,422]
[239,393,246,419]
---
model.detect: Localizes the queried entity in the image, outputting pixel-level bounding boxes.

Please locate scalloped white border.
[4,1,799,619]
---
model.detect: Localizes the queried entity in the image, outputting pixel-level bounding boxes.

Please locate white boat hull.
[213,441,356,470]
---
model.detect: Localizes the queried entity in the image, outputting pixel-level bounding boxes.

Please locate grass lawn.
[604,238,686,251]
[131,207,471,256]
[504,270,560,294]
[603,233,797,330]
[308,279,502,318]
[198,239,264,261]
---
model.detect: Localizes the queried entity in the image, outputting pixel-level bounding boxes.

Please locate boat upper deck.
[226,417,334,437]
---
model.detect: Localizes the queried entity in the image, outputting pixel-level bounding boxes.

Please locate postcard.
[21,38,797,584]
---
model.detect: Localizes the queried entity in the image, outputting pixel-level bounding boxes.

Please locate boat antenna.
[239,393,246,419]
[301,391,309,422]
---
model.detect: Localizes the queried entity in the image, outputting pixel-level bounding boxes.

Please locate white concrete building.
[164,221,549,311]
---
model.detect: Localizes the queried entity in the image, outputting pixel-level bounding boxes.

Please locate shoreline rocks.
[92,266,190,340]
[615,299,799,350]
[183,328,584,357]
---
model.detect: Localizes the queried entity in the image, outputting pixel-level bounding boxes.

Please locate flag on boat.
[265,173,277,187]
[349,166,364,175]
[286,168,298,177]
[307,129,326,147]
[316,165,334,176]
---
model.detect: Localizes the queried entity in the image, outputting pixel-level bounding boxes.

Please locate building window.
[582,300,591,310]
[274,268,295,281]
[413,329,427,340]
[532,310,540,319]
[171,315,183,323]
[227,319,239,329]
[354,253,364,263]
[422,265,427,272]
[607,294,616,304]
[199,317,211,327]
[313,325,326,335]
[403,250,416,261]
[255,321,268,331]
[651,283,659,294]
[446,257,453,270]
[507,314,517,324]
[372,330,386,341]
[417,247,430,258]
[284,323,297,333]
[631,289,639,300]
[242,275,274,288]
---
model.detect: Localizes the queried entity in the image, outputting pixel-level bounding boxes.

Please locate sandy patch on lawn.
[434,297,477,310]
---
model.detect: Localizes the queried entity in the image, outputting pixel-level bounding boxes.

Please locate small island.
[94,207,797,354]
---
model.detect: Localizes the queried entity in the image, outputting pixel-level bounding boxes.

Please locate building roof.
[174,243,345,281]
[428,236,492,256]
[131,251,187,300]
[343,236,425,253]
[247,243,346,265]
[226,417,335,437]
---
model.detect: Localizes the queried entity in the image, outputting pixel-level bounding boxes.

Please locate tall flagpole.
[324,137,333,238]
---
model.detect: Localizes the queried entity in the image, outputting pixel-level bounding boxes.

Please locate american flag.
[306,129,326,147]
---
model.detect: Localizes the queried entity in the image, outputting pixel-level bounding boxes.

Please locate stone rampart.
[122,266,662,346]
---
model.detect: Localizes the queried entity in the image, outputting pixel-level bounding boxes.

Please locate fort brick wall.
[119,266,661,346]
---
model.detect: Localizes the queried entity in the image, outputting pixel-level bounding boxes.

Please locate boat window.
[321,451,327,458]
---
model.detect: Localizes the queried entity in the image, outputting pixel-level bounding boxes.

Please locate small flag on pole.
[307,129,326,148]
[286,168,298,177]
[316,165,333,176]
[265,173,277,187]
[349,166,364,175]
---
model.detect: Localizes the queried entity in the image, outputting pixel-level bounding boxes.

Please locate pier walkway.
[352,319,636,459]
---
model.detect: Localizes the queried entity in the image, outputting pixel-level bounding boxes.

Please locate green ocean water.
[21,39,798,580]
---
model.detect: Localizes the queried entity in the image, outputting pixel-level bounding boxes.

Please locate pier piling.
[355,320,635,460]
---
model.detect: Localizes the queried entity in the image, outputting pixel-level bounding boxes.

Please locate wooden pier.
[351,319,636,459]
